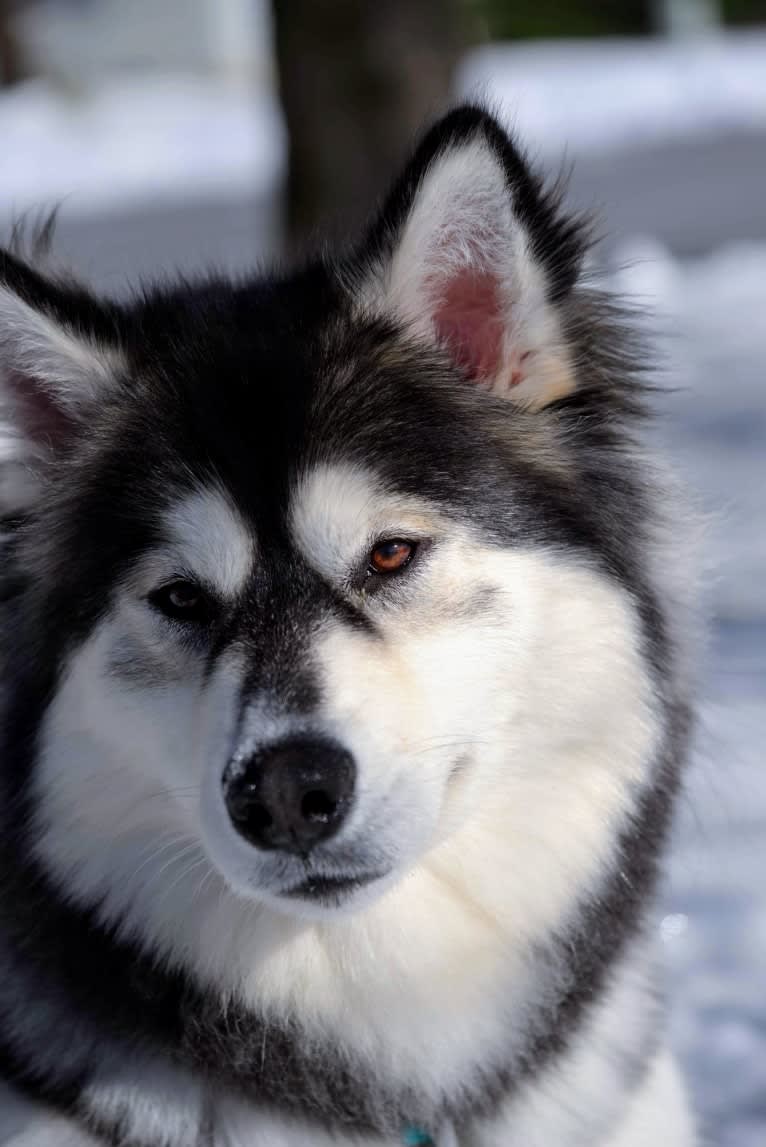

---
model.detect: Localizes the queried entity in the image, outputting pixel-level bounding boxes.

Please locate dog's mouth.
[281,870,385,903]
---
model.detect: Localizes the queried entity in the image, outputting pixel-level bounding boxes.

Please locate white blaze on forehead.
[163,485,254,597]
[289,460,442,576]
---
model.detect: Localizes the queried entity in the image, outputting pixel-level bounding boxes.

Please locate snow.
[458,31,766,157]
[0,74,285,220]
[612,240,766,1147]
[612,239,766,621]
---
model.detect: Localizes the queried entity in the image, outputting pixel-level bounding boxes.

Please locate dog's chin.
[199,800,409,920]
[265,868,399,921]
[201,830,400,919]
[218,859,400,921]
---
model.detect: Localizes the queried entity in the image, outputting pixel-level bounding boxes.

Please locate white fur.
[461,937,672,1145]
[465,1046,694,1147]
[3,1117,99,1147]
[213,1102,459,1146]
[605,1051,695,1147]
[214,1098,389,1146]
[79,1062,204,1147]
[2,1050,693,1147]
[30,459,665,1139]
[355,139,575,407]
[161,485,255,599]
[2,1097,410,1147]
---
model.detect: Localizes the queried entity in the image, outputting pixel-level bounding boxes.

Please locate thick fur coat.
[0,107,695,1145]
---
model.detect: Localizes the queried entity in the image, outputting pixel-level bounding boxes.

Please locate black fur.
[0,106,691,1143]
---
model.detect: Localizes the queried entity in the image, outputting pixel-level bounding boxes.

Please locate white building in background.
[18,0,273,86]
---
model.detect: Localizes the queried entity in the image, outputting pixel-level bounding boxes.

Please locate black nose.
[224,736,356,854]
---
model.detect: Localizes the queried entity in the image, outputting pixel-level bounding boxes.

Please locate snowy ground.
[0,31,765,1147]
[625,242,766,1147]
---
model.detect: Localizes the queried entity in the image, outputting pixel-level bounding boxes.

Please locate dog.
[0,105,696,1145]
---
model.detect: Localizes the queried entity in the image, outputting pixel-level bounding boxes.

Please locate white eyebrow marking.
[163,485,254,597]
[290,462,380,577]
[290,461,446,580]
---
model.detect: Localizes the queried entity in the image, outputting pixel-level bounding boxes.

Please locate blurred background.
[0,1,764,1144]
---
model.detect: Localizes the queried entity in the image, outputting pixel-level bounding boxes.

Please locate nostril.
[246,803,274,832]
[224,736,355,853]
[228,785,274,831]
[300,789,337,823]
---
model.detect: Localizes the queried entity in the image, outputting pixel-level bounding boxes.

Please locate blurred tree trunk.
[0,0,24,87]
[273,0,465,251]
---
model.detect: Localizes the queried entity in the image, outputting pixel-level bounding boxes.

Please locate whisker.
[155,856,210,914]
[149,841,204,890]
[129,833,197,885]
[410,737,489,758]
[193,866,219,905]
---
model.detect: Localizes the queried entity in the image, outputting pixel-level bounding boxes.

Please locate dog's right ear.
[343,105,586,410]
[0,250,124,486]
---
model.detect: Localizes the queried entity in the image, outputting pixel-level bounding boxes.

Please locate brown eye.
[150,580,214,623]
[369,539,416,576]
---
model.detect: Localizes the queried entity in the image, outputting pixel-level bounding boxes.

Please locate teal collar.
[402,1129,434,1146]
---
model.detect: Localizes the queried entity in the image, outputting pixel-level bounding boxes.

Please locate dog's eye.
[368,539,416,576]
[150,580,214,623]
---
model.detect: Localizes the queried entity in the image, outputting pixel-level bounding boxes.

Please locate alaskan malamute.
[0,107,696,1145]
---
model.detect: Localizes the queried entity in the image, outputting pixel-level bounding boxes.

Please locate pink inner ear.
[6,369,77,450]
[432,267,505,382]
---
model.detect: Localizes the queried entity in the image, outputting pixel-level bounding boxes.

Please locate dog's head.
[0,108,660,940]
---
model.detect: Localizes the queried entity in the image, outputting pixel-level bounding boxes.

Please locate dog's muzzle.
[223,735,356,855]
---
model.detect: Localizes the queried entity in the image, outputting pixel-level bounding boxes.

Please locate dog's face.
[0,111,655,934]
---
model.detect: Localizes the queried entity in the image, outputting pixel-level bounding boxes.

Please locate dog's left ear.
[0,250,124,461]
[0,249,126,510]
[347,105,586,410]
